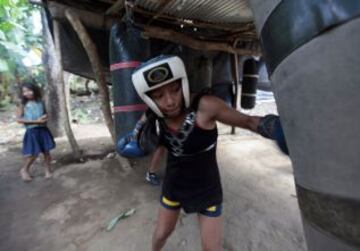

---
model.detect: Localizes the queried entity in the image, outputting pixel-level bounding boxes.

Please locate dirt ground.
[0,100,307,251]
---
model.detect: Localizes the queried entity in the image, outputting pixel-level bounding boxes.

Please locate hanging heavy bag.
[241,58,258,109]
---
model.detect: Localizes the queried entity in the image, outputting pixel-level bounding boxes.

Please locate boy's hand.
[117,132,145,158]
[257,115,289,155]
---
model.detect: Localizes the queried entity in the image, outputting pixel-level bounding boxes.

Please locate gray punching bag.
[248,1,360,250]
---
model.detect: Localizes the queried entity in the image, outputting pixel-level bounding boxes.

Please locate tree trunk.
[65,9,116,143]
[53,20,82,159]
[41,9,63,137]
[84,79,90,94]
[63,71,72,123]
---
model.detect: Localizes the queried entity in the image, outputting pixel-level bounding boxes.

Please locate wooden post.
[53,20,82,159]
[231,44,241,134]
[65,9,116,143]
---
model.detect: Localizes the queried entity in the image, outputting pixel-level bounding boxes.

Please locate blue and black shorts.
[160,195,222,217]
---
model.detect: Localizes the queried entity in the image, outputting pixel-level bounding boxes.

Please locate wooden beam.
[106,0,125,15]
[146,0,174,25]
[48,2,116,29]
[143,25,261,56]
[65,9,116,143]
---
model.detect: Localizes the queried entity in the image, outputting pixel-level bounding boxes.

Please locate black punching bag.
[241,58,258,109]
[109,22,150,141]
[211,52,234,107]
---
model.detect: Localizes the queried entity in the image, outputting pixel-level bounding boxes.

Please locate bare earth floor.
[0,125,307,251]
[0,98,306,251]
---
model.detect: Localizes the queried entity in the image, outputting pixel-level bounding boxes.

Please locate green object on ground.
[106,208,136,232]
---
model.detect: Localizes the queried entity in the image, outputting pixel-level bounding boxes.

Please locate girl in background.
[16,82,55,182]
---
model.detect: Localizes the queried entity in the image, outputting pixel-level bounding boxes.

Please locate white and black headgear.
[132,55,190,117]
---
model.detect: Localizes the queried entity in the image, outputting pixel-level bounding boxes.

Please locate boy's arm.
[198,95,261,132]
[198,95,289,155]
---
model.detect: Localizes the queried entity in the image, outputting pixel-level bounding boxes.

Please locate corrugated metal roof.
[136,0,253,24]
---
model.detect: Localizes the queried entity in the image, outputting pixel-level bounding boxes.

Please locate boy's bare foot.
[20,169,32,182]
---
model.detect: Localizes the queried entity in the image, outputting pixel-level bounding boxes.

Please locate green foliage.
[0,95,11,108]
[72,108,92,124]
[0,0,44,99]
[0,58,9,71]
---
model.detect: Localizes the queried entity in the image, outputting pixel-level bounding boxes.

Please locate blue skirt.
[22,127,56,156]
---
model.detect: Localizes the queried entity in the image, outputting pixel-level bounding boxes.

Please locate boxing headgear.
[132,55,190,117]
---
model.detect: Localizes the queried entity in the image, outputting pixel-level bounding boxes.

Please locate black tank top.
[159,109,223,213]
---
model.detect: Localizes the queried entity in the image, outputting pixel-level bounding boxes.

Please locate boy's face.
[22,87,34,100]
[148,80,183,118]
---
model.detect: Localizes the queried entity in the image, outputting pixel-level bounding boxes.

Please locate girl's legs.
[152,206,180,251]
[43,152,52,178]
[198,214,223,251]
[20,155,36,181]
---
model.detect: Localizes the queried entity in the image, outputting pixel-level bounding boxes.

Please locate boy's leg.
[43,152,52,178]
[198,213,223,251]
[20,156,36,181]
[152,206,180,251]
